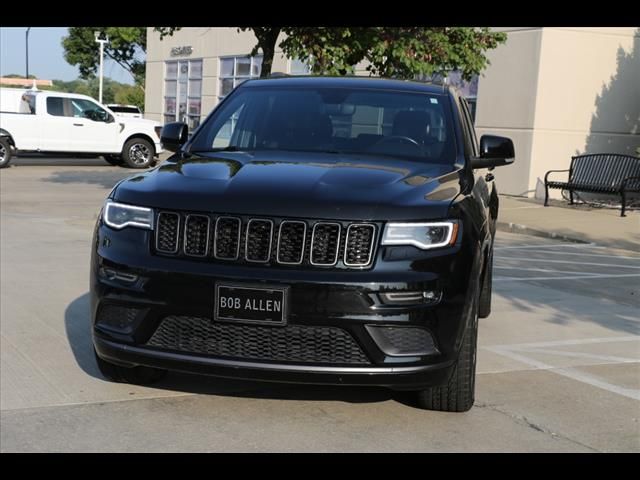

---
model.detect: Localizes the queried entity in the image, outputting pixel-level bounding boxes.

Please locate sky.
[0,27,133,84]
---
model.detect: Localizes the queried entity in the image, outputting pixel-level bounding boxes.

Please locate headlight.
[381,221,458,249]
[103,200,154,230]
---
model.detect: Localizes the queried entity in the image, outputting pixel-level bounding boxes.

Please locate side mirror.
[105,113,115,124]
[471,135,515,169]
[160,122,189,152]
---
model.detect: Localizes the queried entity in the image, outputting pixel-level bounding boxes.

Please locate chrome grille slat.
[183,214,210,257]
[277,221,307,265]
[245,219,274,263]
[344,224,376,267]
[214,217,241,260]
[310,222,341,266]
[156,212,180,254]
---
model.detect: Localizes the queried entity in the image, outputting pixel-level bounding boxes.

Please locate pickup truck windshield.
[190,86,457,164]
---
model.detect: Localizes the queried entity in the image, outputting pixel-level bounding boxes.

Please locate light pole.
[25,27,31,80]
[94,32,109,103]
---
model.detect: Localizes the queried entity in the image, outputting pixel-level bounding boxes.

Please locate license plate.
[215,283,288,325]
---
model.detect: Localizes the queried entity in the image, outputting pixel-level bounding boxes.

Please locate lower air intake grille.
[146,315,370,365]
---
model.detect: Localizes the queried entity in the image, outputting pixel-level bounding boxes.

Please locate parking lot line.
[500,250,640,260]
[494,257,640,269]
[493,265,614,276]
[495,243,601,250]
[494,273,640,282]
[489,336,639,349]
[484,342,640,401]
[507,348,637,364]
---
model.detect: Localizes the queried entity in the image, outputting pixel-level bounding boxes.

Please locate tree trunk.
[255,27,281,78]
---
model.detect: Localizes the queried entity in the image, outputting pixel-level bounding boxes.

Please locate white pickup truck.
[0,88,163,168]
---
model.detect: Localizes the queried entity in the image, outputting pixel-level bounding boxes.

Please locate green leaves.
[280,27,507,80]
[48,78,144,108]
[62,27,147,87]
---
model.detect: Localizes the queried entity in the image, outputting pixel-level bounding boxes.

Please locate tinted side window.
[458,98,478,157]
[46,97,66,117]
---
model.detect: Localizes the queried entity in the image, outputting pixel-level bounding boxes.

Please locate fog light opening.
[366,325,440,357]
[379,290,442,306]
[99,267,139,283]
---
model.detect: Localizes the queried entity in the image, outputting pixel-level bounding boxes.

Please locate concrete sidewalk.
[497,195,640,252]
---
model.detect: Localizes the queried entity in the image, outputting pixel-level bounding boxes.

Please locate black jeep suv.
[91,76,514,412]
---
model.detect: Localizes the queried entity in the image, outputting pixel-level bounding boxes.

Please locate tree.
[62,27,147,88]
[114,84,145,108]
[46,78,146,109]
[280,27,507,80]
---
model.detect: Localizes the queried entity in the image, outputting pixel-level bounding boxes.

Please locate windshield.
[189,86,457,164]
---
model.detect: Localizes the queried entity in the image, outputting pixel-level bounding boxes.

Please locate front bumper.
[94,336,455,389]
[91,220,478,390]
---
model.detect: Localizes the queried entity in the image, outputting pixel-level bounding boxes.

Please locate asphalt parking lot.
[1,157,639,452]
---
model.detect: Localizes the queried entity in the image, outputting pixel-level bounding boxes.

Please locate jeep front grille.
[154,211,377,269]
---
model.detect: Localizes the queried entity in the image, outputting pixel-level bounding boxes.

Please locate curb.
[496,221,591,245]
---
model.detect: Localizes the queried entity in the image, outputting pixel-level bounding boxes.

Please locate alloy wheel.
[128,143,151,166]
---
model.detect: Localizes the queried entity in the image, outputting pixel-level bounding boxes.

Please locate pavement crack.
[475,401,601,452]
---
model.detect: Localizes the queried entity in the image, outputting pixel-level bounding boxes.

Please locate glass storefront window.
[188,99,201,116]
[218,55,263,100]
[166,62,178,80]
[289,58,311,75]
[164,58,203,129]
[165,80,177,97]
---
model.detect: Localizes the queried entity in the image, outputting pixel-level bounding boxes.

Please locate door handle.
[73,123,84,127]
[485,173,495,182]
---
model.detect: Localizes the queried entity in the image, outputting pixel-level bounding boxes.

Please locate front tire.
[478,248,493,318]
[94,349,167,385]
[122,138,155,169]
[0,137,12,168]
[415,295,479,412]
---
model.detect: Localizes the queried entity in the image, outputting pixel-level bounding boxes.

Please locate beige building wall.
[475,28,544,196]
[145,27,290,124]
[477,27,640,198]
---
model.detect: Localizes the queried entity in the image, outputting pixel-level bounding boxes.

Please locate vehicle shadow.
[43,170,140,189]
[13,154,116,167]
[64,293,417,408]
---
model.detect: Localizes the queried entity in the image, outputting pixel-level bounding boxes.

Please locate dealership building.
[144,27,639,198]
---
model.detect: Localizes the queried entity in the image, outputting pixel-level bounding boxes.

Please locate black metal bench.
[544,153,640,216]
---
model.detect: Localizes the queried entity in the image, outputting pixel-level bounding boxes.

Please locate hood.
[113,151,463,221]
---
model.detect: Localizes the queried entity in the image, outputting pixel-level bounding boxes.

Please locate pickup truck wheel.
[103,155,124,166]
[122,138,154,169]
[415,293,479,412]
[478,248,493,318]
[94,349,167,385]
[0,137,12,168]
